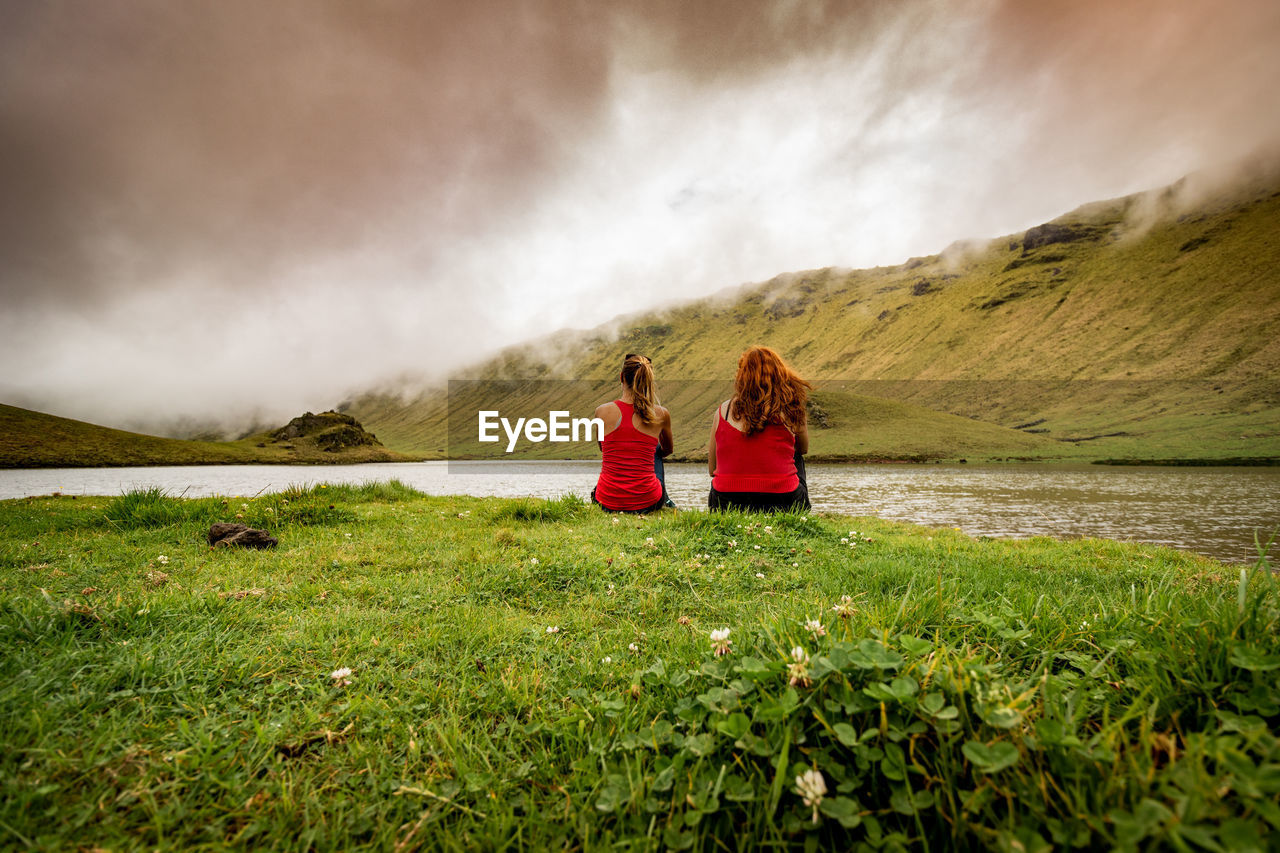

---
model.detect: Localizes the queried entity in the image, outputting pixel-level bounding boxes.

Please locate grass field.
[2,485,1278,849]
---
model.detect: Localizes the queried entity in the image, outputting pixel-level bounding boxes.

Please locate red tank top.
[594,400,662,510]
[712,407,798,493]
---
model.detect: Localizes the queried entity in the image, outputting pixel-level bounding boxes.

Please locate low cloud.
[1,0,1277,432]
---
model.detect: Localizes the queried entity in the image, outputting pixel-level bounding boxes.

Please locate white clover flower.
[755,572,765,579]
[330,667,353,686]
[794,768,827,823]
[530,558,539,565]
[753,544,761,550]
[791,562,798,568]
[788,646,812,687]
[611,516,620,524]
[645,537,655,547]
[831,595,856,619]
[840,538,849,544]
[805,618,826,639]
[156,555,169,565]
[710,628,732,656]
[602,656,612,664]
[546,626,560,634]
[628,642,640,652]
[606,583,615,596]
[728,540,737,548]
[764,525,773,533]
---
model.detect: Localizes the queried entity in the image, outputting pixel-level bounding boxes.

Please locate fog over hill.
[348,165,1280,463]
[2,0,1278,435]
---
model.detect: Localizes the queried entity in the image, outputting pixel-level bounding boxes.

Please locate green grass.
[0,404,415,468]
[2,487,1278,849]
[351,172,1280,463]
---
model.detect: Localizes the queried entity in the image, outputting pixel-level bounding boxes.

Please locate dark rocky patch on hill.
[270,411,383,452]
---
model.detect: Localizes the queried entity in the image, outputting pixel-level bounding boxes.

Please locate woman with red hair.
[707,346,811,512]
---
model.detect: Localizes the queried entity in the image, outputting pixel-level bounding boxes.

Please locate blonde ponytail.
[621,354,660,425]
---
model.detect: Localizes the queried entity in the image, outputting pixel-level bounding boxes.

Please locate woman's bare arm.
[793,421,809,455]
[657,407,674,458]
[707,402,724,476]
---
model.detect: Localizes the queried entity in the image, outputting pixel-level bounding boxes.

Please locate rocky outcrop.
[270,411,382,452]
[208,523,278,549]
[1022,222,1105,253]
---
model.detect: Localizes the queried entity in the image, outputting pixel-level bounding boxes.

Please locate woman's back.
[711,404,799,493]
[595,400,663,510]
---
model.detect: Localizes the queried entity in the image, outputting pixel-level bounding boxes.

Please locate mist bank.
[347,164,1280,464]
[3,1,1279,434]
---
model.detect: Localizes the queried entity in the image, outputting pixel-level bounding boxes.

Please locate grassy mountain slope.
[0,404,412,468]
[351,168,1280,462]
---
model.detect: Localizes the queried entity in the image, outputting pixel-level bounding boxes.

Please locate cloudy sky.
[2,0,1278,433]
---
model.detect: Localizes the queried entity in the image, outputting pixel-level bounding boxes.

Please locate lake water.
[2,462,1277,564]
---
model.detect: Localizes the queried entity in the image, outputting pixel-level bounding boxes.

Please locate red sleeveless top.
[594,400,662,510]
[712,407,799,493]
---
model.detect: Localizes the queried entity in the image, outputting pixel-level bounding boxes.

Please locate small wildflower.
[794,769,826,823]
[832,595,856,619]
[764,525,773,533]
[840,538,849,544]
[241,503,249,509]
[602,656,612,664]
[753,544,761,550]
[755,572,765,579]
[606,583,615,596]
[791,562,798,567]
[611,516,620,524]
[805,618,826,639]
[645,537,655,546]
[677,615,691,625]
[628,642,639,652]
[156,555,169,565]
[728,540,737,548]
[330,667,353,686]
[546,625,560,634]
[788,646,811,687]
[530,558,539,565]
[710,627,732,656]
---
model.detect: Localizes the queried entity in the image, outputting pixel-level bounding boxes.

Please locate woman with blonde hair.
[707,346,810,512]
[591,353,676,513]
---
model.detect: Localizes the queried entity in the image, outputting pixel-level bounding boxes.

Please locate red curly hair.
[729,346,810,435]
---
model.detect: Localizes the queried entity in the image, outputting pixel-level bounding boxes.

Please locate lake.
[2,461,1277,564]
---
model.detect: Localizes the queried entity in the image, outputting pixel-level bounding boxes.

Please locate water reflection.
[2,462,1276,563]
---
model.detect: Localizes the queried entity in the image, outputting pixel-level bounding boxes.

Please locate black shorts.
[592,488,672,514]
[707,484,810,513]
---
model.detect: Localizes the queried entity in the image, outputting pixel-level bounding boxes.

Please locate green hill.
[0,404,413,468]
[351,166,1280,463]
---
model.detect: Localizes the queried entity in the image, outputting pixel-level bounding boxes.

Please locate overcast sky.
[2,0,1279,433]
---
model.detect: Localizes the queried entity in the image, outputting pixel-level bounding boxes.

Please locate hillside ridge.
[350,166,1280,462]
